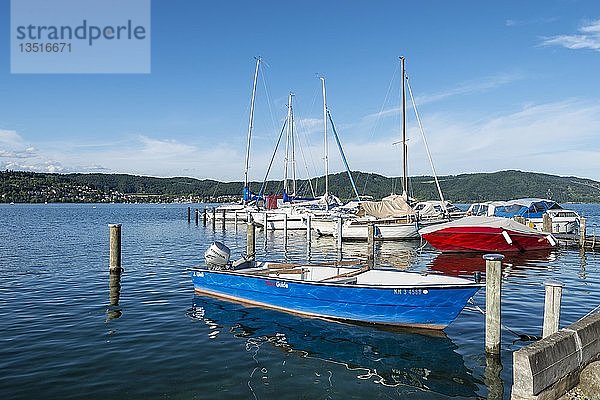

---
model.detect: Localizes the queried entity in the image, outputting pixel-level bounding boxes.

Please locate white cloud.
[541,19,600,51]
[362,72,524,122]
[414,73,524,106]
[138,135,196,158]
[0,129,25,146]
[2,98,600,183]
[505,16,558,27]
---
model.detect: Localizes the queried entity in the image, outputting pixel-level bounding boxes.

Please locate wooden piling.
[246,222,256,260]
[283,213,288,247]
[306,214,312,247]
[203,208,207,226]
[263,213,268,246]
[336,217,343,250]
[484,253,503,356]
[109,224,122,273]
[195,208,199,225]
[367,224,375,266]
[543,213,552,233]
[187,206,191,223]
[543,281,563,338]
[222,209,226,230]
[580,217,586,248]
[211,208,216,230]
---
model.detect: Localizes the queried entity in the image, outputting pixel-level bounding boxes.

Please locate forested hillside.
[2,169,599,203]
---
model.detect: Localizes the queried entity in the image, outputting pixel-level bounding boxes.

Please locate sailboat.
[250,92,315,230]
[313,57,423,240]
[253,76,361,230]
[209,58,264,223]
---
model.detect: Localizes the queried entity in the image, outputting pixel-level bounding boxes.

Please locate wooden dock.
[554,233,600,252]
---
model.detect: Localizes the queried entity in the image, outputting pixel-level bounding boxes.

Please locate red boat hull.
[421,226,554,253]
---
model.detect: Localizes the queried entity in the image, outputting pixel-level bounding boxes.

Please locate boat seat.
[319,265,370,283]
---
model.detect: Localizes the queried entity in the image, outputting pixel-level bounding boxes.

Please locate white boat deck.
[237,262,475,287]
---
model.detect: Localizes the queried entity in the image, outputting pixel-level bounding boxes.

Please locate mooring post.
[203,208,207,226]
[222,209,226,230]
[306,214,312,247]
[484,253,503,356]
[246,222,256,260]
[109,224,122,273]
[195,208,199,225]
[187,207,191,223]
[283,213,288,248]
[580,217,586,248]
[336,217,343,251]
[542,213,552,233]
[234,212,238,228]
[542,281,563,338]
[211,208,216,230]
[263,213,268,247]
[367,224,375,267]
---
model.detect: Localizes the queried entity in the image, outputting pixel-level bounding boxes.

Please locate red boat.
[419,216,557,253]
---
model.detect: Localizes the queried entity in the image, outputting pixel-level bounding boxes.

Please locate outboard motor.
[204,242,231,270]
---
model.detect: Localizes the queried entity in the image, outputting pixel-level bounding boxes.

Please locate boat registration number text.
[393,289,428,295]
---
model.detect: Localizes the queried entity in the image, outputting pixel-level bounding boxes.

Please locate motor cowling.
[204,241,231,270]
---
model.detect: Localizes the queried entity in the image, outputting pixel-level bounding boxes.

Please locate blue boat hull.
[190,269,479,329]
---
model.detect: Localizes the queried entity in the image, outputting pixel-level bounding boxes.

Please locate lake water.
[1,203,599,399]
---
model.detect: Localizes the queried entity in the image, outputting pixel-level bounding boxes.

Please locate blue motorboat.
[190,244,481,330]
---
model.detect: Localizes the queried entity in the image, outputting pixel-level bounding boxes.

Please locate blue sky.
[1,0,600,183]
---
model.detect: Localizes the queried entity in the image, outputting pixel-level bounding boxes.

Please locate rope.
[467,299,542,342]
[581,304,600,320]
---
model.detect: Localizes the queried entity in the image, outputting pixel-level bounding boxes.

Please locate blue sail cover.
[282,190,315,203]
[243,187,262,202]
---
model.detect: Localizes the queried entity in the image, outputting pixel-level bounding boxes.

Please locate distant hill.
[1,169,600,203]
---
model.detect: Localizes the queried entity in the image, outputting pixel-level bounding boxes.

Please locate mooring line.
[467,298,542,342]
[581,304,600,320]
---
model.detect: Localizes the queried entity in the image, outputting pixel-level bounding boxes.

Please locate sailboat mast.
[243,57,261,204]
[283,92,293,195]
[320,77,329,199]
[401,56,408,197]
[291,95,297,196]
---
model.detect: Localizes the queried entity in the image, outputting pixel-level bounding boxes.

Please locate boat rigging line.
[405,74,448,215]
[327,109,361,201]
[259,118,288,197]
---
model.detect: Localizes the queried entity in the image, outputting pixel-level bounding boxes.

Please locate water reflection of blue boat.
[187,296,482,398]
[190,261,481,329]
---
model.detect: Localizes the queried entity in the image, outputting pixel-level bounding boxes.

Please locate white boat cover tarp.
[357,195,415,218]
[418,216,545,235]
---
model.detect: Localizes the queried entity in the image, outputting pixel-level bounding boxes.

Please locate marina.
[1,202,599,399]
[3,1,600,399]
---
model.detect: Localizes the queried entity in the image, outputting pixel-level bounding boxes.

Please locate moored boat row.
[188,56,582,332]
